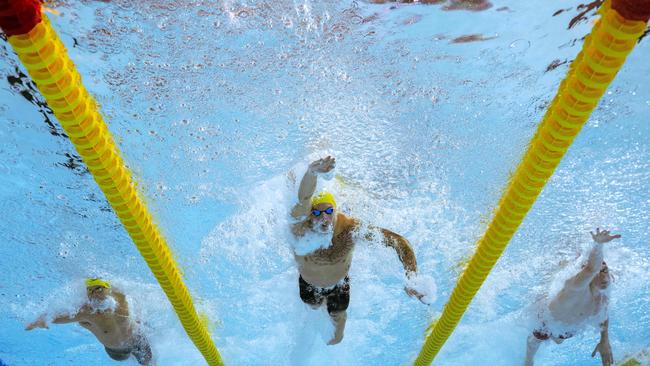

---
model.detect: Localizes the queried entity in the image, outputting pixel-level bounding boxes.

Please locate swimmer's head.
[311,192,336,209]
[309,192,336,234]
[86,278,111,300]
[591,262,611,291]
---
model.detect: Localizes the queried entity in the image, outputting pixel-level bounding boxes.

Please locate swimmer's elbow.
[377,229,417,267]
[582,261,601,277]
[395,237,418,272]
[291,202,309,220]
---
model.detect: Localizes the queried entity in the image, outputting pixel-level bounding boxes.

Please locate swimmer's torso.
[294,213,357,288]
[549,287,608,325]
[77,296,134,349]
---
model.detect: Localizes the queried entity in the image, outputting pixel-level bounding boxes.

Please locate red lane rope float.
[0,0,41,37]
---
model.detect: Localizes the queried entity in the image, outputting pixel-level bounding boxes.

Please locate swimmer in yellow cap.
[290,156,427,345]
[26,278,152,365]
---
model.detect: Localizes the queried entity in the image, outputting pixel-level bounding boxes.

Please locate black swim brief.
[299,276,350,315]
[105,347,131,361]
[104,332,152,365]
[532,322,575,341]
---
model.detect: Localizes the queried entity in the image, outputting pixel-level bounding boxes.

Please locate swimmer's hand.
[590,228,621,244]
[309,156,336,175]
[405,287,429,305]
[591,337,613,366]
[25,316,48,330]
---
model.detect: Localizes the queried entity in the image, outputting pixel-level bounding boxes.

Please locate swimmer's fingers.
[323,156,336,171]
[405,287,429,305]
[603,232,622,243]
[25,318,48,330]
[417,294,430,305]
[591,344,597,357]
[591,228,621,243]
[590,228,602,240]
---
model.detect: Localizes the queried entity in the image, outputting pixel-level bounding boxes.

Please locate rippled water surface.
[1,0,649,365]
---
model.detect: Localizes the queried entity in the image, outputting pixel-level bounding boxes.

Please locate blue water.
[1,0,649,365]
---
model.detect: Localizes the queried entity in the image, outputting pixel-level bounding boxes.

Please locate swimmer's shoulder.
[112,291,130,317]
[77,304,93,318]
[335,213,360,235]
[336,212,354,226]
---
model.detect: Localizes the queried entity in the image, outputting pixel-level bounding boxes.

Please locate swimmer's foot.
[327,334,343,345]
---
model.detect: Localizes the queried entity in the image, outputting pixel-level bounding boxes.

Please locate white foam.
[88,296,117,313]
[291,229,334,256]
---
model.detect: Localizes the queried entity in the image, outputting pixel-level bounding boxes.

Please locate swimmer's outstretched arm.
[592,319,613,366]
[25,311,83,330]
[377,228,418,274]
[362,225,427,303]
[565,228,620,290]
[51,312,83,324]
[290,156,336,219]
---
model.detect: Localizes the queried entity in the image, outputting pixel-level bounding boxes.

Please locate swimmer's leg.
[525,333,544,366]
[326,278,350,345]
[131,332,153,365]
[327,310,347,345]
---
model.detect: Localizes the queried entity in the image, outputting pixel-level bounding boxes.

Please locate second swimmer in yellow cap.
[26,278,152,365]
[290,156,427,346]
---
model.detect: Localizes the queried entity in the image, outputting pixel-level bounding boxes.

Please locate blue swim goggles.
[311,207,334,216]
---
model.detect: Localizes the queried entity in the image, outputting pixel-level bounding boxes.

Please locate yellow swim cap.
[86,278,111,289]
[311,192,336,208]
